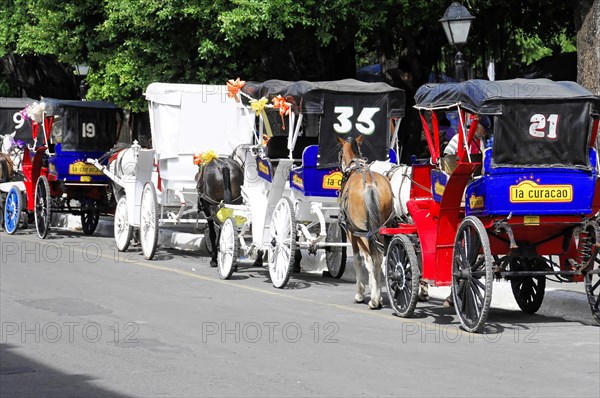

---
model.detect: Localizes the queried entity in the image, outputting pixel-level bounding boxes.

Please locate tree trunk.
[577,0,600,95]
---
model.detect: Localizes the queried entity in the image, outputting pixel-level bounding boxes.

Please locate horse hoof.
[443,297,454,308]
[368,300,383,310]
[418,293,430,302]
[210,260,217,268]
[354,294,364,303]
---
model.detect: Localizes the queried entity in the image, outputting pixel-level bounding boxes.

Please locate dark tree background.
[1,0,597,157]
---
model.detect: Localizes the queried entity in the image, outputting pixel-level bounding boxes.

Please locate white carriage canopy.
[145,83,255,159]
[242,79,405,168]
[43,98,121,152]
[414,79,600,170]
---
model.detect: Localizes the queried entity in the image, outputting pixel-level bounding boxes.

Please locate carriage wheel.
[218,217,239,280]
[385,235,421,317]
[34,175,51,239]
[140,182,159,260]
[452,216,493,333]
[114,196,134,252]
[325,222,347,279]
[4,186,21,235]
[581,223,600,324]
[268,197,297,288]
[81,199,100,235]
[510,257,546,314]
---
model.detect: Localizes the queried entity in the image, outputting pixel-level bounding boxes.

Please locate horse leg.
[207,219,218,267]
[418,280,430,302]
[365,250,384,309]
[293,249,302,273]
[351,238,365,303]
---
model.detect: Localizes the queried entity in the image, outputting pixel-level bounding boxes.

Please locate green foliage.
[0,0,582,110]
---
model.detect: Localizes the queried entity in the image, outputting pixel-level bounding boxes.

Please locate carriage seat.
[266,135,318,160]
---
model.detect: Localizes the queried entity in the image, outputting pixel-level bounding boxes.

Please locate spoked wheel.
[218,217,239,280]
[140,182,159,260]
[325,222,347,279]
[510,257,546,314]
[114,196,134,252]
[581,222,600,324]
[385,235,421,317]
[584,264,600,324]
[34,175,51,239]
[452,216,493,333]
[81,199,100,235]
[4,186,21,235]
[268,197,297,288]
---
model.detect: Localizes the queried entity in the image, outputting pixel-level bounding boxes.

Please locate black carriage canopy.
[43,98,121,152]
[242,79,405,168]
[0,97,37,145]
[415,79,600,169]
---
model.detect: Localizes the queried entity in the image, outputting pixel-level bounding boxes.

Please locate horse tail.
[364,179,383,255]
[0,156,8,183]
[222,165,232,204]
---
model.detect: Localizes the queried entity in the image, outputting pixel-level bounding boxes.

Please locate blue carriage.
[15,98,122,238]
[382,78,600,332]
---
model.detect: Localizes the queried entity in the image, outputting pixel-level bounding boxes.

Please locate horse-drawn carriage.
[1,97,36,232]
[2,98,121,237]
[90,83,255,260]
[380,78,600,332]
[218,79,405,289]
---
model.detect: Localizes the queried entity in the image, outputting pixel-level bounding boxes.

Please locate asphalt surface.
[1,228,599,397]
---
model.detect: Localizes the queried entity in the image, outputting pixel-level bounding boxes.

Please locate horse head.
[336,135,364,171]
[1,132,17,153]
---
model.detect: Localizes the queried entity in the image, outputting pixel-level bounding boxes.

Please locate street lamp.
[439,2,475,82]
[74,63,89,100]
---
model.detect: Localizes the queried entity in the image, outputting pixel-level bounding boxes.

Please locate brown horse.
[0,153,14,183]
[337,135,394,309]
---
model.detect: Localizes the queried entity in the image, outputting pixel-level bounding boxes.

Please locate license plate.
[69,163,103,175]
[322,171,343,190]
[524,216,540,225]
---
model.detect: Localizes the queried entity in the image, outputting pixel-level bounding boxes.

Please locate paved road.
[1,230,599,397]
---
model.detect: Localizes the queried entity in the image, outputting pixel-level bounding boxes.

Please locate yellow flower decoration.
[202,150,219,164]
[250,97,269,116]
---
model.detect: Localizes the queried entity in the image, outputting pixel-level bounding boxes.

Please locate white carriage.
[90,83,254,259]
[217,79,406,287]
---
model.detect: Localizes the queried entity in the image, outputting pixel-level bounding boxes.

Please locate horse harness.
[196,157,242,218]
[338,158,392,250]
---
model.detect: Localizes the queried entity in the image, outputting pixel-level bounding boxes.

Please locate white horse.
[0,132,25,173]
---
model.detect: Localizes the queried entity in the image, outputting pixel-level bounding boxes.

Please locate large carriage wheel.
[581,223,600,324]
[34,175,51,239]
[452,216,493,333]
[218,217,239,280]
[4,186,21,235]
[114,196,134,252]
[584,259,600,324]
[385,235,421,317]
[140,182,159,260]
[268,197,297,288]
[81,199,100,235]
[325,222,347,279]
[510,257,546,314]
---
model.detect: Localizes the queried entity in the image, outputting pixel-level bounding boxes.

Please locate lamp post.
[74,63,89,100]
[439,2,475,82]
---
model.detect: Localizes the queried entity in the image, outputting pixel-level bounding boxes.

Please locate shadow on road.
[0,343,130,397]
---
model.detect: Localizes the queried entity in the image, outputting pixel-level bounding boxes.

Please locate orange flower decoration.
[271,95,291,116]
[226,78,246,102]
[272,95,291,130]
[193,152,203,165]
